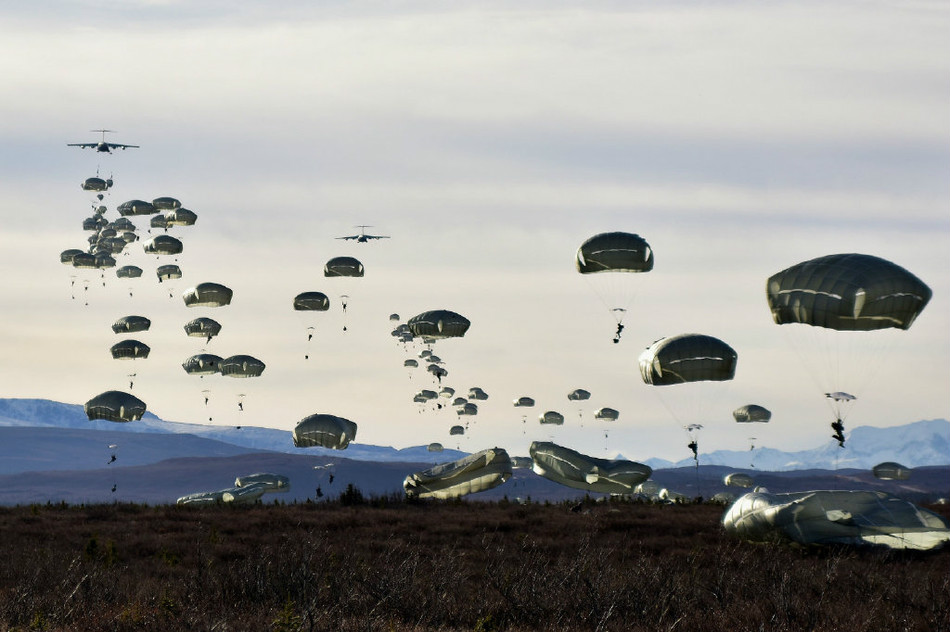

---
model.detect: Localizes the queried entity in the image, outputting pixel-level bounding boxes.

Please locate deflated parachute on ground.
[529,441,651,494]
[639,334,737,386]
[404,447,512,499]
[293,413,358,449]
[766,253,931,331]
[722,489,950,551]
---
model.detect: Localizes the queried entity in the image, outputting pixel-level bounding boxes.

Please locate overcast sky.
[1,1,947,462]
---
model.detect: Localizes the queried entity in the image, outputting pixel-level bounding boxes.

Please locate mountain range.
[0,398,946,505]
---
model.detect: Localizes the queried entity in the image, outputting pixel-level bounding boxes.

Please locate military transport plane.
[336,225,390,242]
[67,129,139,153]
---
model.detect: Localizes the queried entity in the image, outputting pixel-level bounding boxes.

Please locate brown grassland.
[1,492,948,632]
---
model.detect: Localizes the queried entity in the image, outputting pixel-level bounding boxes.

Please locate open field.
[1,496,948,631]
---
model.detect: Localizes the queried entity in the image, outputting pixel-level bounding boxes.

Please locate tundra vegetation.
[1,494,947,631]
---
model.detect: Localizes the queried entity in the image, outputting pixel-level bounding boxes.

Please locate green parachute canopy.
[766,253,931,331]
[639,334,737,386]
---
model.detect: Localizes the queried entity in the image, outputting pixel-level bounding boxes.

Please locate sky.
[0,1,948,463]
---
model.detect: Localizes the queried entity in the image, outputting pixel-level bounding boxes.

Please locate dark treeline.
[1,495,948,631]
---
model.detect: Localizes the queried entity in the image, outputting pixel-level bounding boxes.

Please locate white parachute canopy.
[403,448,512,499]
[722,489,950,551]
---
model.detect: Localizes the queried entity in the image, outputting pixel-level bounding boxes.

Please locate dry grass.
[1,496,948,631]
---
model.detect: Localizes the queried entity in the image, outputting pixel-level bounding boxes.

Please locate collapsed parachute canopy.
[723,489,950,551]
[733,404,771,423]
[639,334,737,386]
[85,390,146,422]
[407,310,471,339]
[404,448,512,499]
[293,291,330,311]
[530,441,651,494]
[324,256,364,277]
[183,282,233,307]
[293,413,358,449]
[575,232,654,274]
[766,254,931,331]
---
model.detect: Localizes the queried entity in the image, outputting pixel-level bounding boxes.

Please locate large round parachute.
[152,196,182,211]
[116,265,143,279]
[594,407,619,421]
[407,310,471,339]
[110,340,150,360]
[529,441,651,494]
[323,256,364,277]
[638,334,737,386]
[112,315,151,334]
[182,354,223,375]
[293,413,358,449]
[766,254,931,331]
[575,231,654,341]
[84,390,147,422]
[142,235,183,255]
[513,396,535,407]
[539,411,564,425]
[117,200,155,216]
[219,355,265,378]
[183,282,233,307]
[872,462,911,481]
[293,291,330,311]
[733,404,771,423]
[568,388,591,402]
[157,264,182,282]
[403,448,512,499]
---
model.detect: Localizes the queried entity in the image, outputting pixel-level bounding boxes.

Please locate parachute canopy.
[427,442,444,452]
[293,291,330,311]
[157,264,182,281]
[639,334,737,386]
[152,196,182,211]
[594,407,619,421]
[513,396,535,407]
[117,199,155,216]
[110,340,150,360]
[539,411,564,425]
[723,472,755,488]
[234,472,290,491]
[293,413,358,449]
[468,387,488,400]
[220,355,265,378]
[182,353,223,375]
[575,232,654,274]
[116,265,143,279]
[449,425,465,436]
[403,448,512,499]
[84,390,146,422]
[112,315,151,334]
[766,254,931,331]
[722,490,950,551]
[733,404,771,423]
[142,235,183,255]
[529,441,651,494]
[568,388,591,401]
[324,256,364,277]
[184,317,222,340]
[407,310,471,339]
[183,282,233,307]
[872,462,911,481]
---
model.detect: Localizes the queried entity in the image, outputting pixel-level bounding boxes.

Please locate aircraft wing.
[67,143,97,148]
[108,143,140,150]
[365,235,390,240]
[336,235,358,240]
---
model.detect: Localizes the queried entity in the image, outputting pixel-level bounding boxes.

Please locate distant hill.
[0,398,467,464]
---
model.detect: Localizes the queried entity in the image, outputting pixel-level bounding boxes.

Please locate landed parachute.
[404,448,512,499]
[722,489,950,551]
[85,390,146,422]
[293,413,358,449]
[183,282,233,307]
[234,473,290,492]
[529,441,651,494]
[407,310,470,339]
[733,404,771,423]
